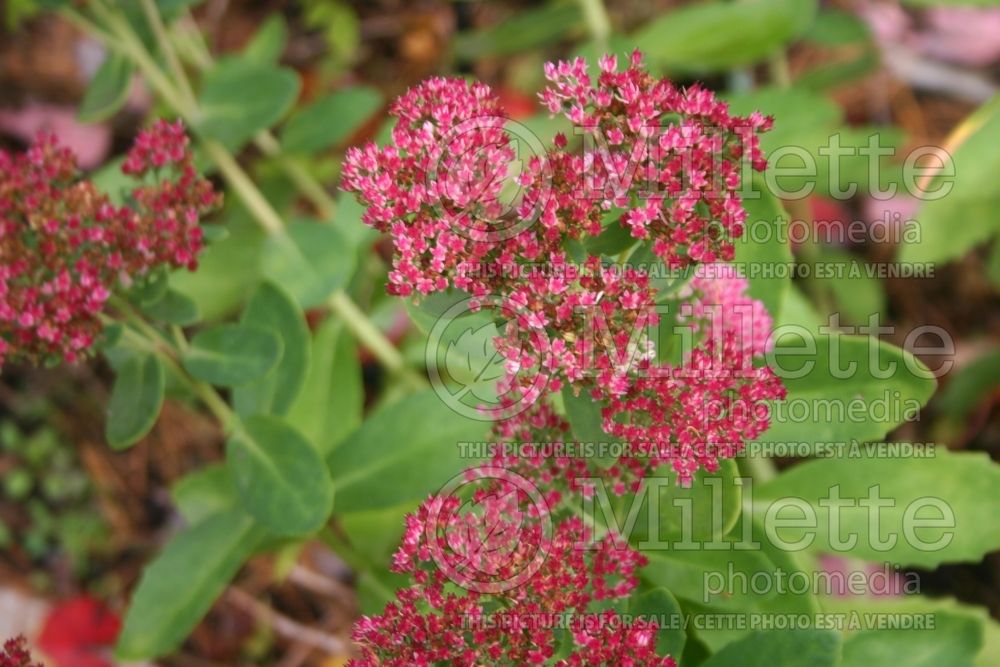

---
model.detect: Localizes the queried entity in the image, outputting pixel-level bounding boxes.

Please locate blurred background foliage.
[1,0,999,665]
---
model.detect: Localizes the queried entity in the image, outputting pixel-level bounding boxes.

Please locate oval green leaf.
[184,323,282,387]
[327,390,490,512]
[141,288,201,326]
[233,282,311,417]
[634,0,818,73]
[78,52,133,123]
[115,509,265,660]
[754,449,1000,567]
[261,220,356,308]
[198,58,300,151]
[226,415,334,535]
[757,333,937,447]
[281,86,382,154]
[106,352,165,450]
[629,586,686,659]
[702,629,841,667]
[285,316,362,455]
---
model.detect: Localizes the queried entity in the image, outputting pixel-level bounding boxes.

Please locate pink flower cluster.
[122,119,218,272]
[352,474,672,666]
[0,120,219,367]
[341,77,514,296]
[0,637,41,667]
[345,52,783,665]
[541,52,771,268]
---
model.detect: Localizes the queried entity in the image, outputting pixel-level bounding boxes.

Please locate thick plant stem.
[327,291,427,389]
[68,2,415,377]
[109,315,239,431]
[577,0,612,49]
[200,140,286,236]
[162,18,339,221]
[254,132,338,220]
[139,0,198,109]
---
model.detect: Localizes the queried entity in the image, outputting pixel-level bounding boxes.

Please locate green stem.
[577,0,612,49]
[138,0,198,109]
[326,291,427,388]
[201,140,286,236]
[107,314,238,430]
[739,454,777,484]
[88,0,195,117]
[253,132,338,219]
[769,51,792,89]
[67,2,415,378]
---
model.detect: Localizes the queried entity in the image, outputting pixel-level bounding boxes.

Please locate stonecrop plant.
[7,2,1000,666]
[0,120,218,367]
[340,52,786,665]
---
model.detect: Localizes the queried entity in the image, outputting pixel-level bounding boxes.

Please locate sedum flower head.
[350,477,674,667]
[0,120,219,368]
[0,637,41,667]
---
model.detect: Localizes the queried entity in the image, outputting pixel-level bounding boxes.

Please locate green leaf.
[243,14,287,64]
[157,0,202,18]
[286,316,362,455]
[754,449,1000,567]
[226,415,334,535]
[78,52,133,123]
[629,586,686,659]
[115,509,264,660]
[701,629,841,667]
[133,268,170,307]
[803,9,871,46]
[775,283,822,329]
[561,384,618,468]
[726,86,842,162]
[261,220,356,308]
[302,0,359,64]
[105,352,165,450]
[141,289,200,326]
[184,324,282,386]
[735,176,793,322]
[901,103,1000,264]
[811,247,886,325]
[434,315,503,408]
[756,334,937,446]
[170,217,266,321]
[841,612,982,667]
[937,347,1000,419]
[327,390,489,512]
[233,282,311,417]
[453,2,584,60]
[634,0,818,73]
[339,500,418,564]
[585,210,636,256]
[170,463,238,525]
[404,288,476,334]
[282,87,382,154]
[823,595,988,667]
[561,385,605,442]
[198,58,300,151]
[642,549,778,611]
[630,460,742,546]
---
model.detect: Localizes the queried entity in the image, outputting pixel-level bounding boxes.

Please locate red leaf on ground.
[37,597,120,667]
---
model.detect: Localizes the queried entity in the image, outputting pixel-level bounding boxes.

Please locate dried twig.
[225,587,350,658]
